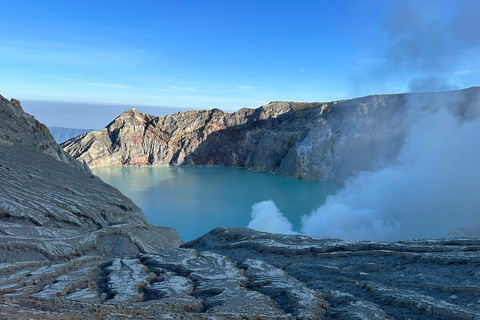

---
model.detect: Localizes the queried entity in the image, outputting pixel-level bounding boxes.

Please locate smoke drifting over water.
[302,104,480,240]
[247,200,296,235]
[247,1,480,240]
[249,97,480,240]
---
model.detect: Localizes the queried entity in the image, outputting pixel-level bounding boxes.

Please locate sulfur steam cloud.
[382,0,480,92]
[247,200,296,235]
[301,102,480,240]
[248,96,480,240]
[247,1,480,241]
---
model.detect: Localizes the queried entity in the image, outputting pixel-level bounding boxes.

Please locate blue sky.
[1,0,479,128]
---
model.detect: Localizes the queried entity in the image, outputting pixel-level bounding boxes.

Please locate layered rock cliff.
[0,95,181,262]
[62,87,480,186]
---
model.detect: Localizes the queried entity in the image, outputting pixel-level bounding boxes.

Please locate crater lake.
[92,166,338,241]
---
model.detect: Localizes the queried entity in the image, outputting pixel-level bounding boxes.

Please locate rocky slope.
[62,87,480,186]
[1,227,479,319]
[0,95,181,262]
[2,94,480,319]
[1,97,87,172]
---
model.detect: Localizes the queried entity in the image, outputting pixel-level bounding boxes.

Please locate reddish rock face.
[62,102,305,170]
[62,87,480,186]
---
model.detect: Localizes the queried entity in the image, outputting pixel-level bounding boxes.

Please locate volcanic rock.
[0,95,181,262]
[2,227,480,319]
[62,87,480,186]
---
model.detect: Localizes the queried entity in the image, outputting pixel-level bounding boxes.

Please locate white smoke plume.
[247,0,480,240]
[248,102,480,240]
[301,105,480,240]
[247,200,296,235]
[297,1,480,240]
[383,0,480,92]
[349,0,480,95]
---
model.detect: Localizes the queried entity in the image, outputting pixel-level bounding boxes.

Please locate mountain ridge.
[62,87,480,186]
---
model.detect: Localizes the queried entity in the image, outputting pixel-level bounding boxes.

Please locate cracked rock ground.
[1,227,480,319]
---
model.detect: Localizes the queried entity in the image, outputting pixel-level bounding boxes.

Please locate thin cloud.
[235,85,256,91]
[76,82,137,90]
[168,85,196,91]
[0,40,145,67]
[49,76,137,90]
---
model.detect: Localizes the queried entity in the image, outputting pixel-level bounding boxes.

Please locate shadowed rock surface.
[1,227,479,319]
[1,96,88,172]
[0,95,181,262]
[62,87,480,186]
[184,227,480,320]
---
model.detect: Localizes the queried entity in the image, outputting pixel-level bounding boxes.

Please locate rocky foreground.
[1,94,480,319]
[1,227,480,319]
[62,87,480,186]
[0,95,181,262]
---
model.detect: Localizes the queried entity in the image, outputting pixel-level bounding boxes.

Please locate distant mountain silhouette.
[48,126,94,143]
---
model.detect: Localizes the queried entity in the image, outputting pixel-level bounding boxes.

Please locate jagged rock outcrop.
[0,95,182,262]
[2,227,479,319]
[62,87,480,185]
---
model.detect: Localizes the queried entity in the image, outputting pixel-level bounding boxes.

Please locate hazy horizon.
[20,99,193,129]
[2,0,479,129]
[20,85,480,130]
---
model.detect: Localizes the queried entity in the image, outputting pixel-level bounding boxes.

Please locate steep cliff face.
[0,96,182,262]
[0,95,88,172]
[62,101,315,168]
[62,87,480,186]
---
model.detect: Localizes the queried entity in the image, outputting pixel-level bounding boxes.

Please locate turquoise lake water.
[92,166,338,241]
